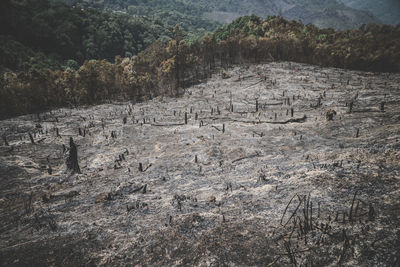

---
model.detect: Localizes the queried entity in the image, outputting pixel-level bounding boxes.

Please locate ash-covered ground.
[1,62,400,266]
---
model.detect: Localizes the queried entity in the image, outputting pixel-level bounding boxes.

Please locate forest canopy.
[0,0,172,72]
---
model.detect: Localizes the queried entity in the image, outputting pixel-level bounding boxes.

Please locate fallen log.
[151,123,185,127]
[230,115,307,125]
[232,152,261,164]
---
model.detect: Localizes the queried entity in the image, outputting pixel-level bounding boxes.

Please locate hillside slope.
[204,0,382,30]
[1,62,400,265]
[339,0,400,25]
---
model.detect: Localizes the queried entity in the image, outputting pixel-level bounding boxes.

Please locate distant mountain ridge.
[339,0,400,25]
[60,0,385,30]
[203,0,382,30]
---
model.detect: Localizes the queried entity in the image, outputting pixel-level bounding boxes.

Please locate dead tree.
[66,137,81,174]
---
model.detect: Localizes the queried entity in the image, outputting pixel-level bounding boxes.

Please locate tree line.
[1,16,399,119]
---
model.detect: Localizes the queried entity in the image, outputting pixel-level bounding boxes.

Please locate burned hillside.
[1,62,400,266]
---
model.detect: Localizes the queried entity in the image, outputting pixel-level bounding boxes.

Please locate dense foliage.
[58,0,220,39]
[1,16,400,119]
[0,0,171,71]
[213,15,400,72]
[59,0,382,31]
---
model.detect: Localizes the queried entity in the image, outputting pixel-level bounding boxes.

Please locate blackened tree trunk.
[66,137,81,174]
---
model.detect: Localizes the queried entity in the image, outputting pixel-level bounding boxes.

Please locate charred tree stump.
[349,191,357,223]
[368,203,375,221]
[380,102,385,112]
[185,112,188,124]
[3,136,9,146]
[348,101,353,113]
[28,133,35,144]
[139,163,143,172]
[66,137,81,174]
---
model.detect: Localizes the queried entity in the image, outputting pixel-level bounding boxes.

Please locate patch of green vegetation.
[0,0,172,71]
[58,0,220,36]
